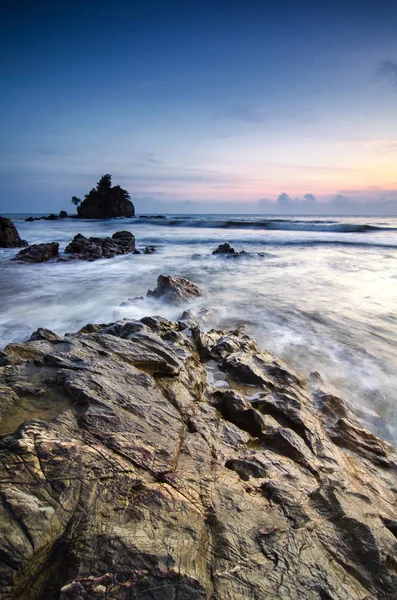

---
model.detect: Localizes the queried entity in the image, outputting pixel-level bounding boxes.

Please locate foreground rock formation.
[0,317,396,600]
[0,217,27,248]
[64,231,136,261]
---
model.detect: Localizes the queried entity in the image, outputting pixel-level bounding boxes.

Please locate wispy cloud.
[221,103,313,125]
[377,60,397,88]
[363,139,397,154]
[141,153,163,164]
[224,105,267,123]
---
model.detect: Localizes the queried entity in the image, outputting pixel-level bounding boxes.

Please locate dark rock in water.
[59,210,68,218]
[143,245,156,254]
[212,243,274,259]
[46,213,58,220]
[64,231,135,261]
[213,242,236,255]
[0,216,28,247]
[147,274,203,304]
[0,317,396,600]
[25,216,35,222]
[15,242,59,262]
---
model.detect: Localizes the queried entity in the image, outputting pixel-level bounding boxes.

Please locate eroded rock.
[147,275,203,305]
[0,318,396,600]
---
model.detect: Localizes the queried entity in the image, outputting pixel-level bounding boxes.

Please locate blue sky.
[1,0,397,214]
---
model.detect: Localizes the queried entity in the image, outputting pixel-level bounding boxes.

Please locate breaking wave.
[136,215,396,233]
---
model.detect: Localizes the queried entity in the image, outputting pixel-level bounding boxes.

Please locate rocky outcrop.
[212,243,269,259]
[15,242,59,263]
[76,174,135,219]
[25,212,68,222]
[212,242,236,255]
[64,231,136,261]
[0,217,27,248]
[0,317,396,600]
[147,275,203,304]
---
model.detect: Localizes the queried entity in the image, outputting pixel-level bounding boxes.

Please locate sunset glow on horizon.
[1,0,397,214]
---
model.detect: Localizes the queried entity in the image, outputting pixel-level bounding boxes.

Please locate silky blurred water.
[1,214,397,436]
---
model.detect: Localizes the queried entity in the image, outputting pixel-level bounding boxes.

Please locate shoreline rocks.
[15,242,59,263]
[25,211,69,222]
[212,242,269,258]
[0,317,396,599]
[0,216,28,248]
[122,275,203,307]
[64,231,136,261]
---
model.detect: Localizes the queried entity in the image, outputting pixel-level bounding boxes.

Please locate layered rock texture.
[0,217,27,248]
[147,275,203,305]
[0,317,396,600]
[64,232,136,261]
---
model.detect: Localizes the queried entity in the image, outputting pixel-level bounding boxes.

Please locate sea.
[1,213,397,439]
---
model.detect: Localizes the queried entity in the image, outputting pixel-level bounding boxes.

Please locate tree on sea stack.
[73,174,135,219]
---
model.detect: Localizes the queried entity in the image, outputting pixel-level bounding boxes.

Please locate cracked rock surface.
[0,317,396,600]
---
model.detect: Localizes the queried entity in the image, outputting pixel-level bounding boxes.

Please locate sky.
[1,0,397,215]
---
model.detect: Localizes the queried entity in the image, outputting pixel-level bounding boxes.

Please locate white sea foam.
[1,214,397,437]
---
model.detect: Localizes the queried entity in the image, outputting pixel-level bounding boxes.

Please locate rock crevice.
[0,318,396,599]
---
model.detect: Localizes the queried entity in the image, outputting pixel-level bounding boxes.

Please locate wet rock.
[212,243,273,259]
[0,318,396,600]
[212,242,236,255]
[212,389,265,436]
[59,210,68,218]
[147,275,203,305]
[143,245,156,254]
[29,328,62,342]
[64,231,135,261]
[0,216,28,248]
[15,242,59,262]
[25,216,35,222]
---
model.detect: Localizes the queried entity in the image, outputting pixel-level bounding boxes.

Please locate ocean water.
[1,214,397,438]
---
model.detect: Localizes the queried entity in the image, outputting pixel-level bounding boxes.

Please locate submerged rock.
[147,274,203,304]
[0,317,396,599]
[0,216,28,248]
[15,242,59,262]
[212,243,272,259]
[64,231,135,261]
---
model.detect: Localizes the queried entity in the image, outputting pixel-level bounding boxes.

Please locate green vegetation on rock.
[72,174,135,219]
